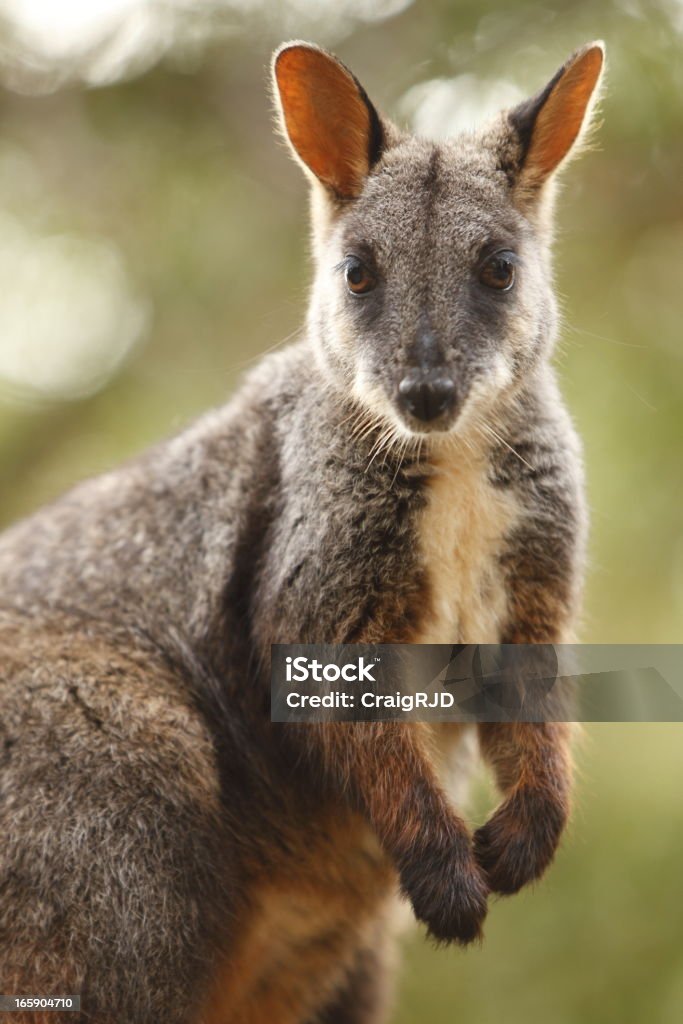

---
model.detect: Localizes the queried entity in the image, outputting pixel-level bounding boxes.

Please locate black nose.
[397,373,456,423]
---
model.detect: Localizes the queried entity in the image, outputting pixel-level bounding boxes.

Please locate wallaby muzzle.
[397,370,457,425]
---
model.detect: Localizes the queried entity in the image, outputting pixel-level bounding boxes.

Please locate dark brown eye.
[345,258,376,295]
[478,252,516,291]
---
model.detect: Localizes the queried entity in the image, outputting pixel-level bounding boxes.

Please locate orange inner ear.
[525,45,603,183]
[275,46,374,200]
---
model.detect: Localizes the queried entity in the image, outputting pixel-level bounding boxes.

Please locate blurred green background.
[0,1,680,1021]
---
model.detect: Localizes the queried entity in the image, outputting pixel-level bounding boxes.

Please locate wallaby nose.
[397,373,456,423]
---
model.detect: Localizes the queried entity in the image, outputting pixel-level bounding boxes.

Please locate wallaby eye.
[478,251,516,292]
[344,257,376,296]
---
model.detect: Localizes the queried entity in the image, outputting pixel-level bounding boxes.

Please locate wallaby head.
[272,41,604,439]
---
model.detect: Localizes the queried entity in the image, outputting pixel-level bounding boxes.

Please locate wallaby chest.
[416,452,521,645]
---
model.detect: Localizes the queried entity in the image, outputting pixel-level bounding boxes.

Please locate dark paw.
[400,839,489,945]
[474,785,568,895]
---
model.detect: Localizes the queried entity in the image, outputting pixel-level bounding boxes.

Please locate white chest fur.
[416,450,522,645]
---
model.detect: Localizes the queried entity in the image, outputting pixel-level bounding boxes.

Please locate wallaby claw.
[400,841,489,945]
[474,785,568,896]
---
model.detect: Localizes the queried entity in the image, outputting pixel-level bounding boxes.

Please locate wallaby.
[0,38,603,1024]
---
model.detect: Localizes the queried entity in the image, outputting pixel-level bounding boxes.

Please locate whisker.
[565,321,647,350]
[390,433,413,488]
[624,382,657,412]
[353,414,386,444]
[366,426,398,471]
[477,419,534,471]
[416,436,425,470]
[234,325,303,368]
[380,429,400,469]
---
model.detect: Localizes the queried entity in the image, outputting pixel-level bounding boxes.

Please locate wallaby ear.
[272,42,384,201]
[509,41,605,189]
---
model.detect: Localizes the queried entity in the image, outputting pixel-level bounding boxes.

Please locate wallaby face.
[274,42,603,438]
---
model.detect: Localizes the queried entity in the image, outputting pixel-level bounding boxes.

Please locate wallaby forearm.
[290,717,488,943]
[475,473,583,893]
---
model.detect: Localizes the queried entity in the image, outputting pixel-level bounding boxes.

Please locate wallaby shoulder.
[0,342,309,646]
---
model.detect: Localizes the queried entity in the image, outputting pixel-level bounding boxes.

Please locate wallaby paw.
[474,784,568,896]
[400,841,489,945]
